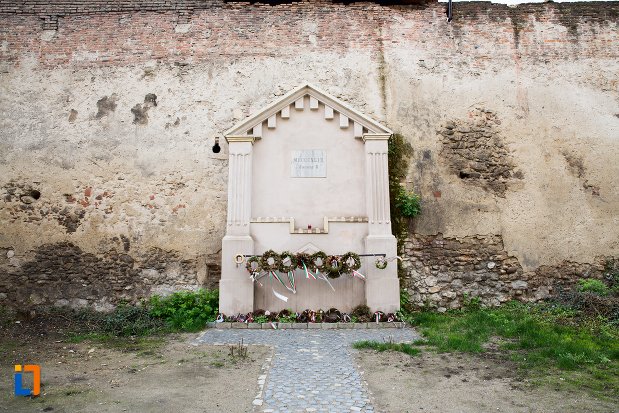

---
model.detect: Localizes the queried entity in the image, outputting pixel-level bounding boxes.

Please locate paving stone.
[195,327,419,412]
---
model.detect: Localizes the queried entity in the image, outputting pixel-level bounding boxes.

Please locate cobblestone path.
[194,328,420,413]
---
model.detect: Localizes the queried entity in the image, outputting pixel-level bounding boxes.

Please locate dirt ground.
[3,311,617,413]
[355,348,618,413]
[0,323,269,413]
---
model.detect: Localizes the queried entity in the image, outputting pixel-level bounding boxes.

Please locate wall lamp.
[212,137,221,153]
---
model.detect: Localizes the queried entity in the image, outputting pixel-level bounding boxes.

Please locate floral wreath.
[279,251,298,272]
[245,255,262,274]
[311,251,328,273]
[342,252,361,274]
[326,255,343,278]
[261,249,282,272]
[296,252,313,271]
[375,257,388,269]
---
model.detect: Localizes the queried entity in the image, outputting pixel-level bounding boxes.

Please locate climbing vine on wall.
[388,133,421,273]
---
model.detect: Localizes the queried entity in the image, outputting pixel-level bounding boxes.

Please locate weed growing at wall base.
[149,289,219,331]
[578,279,611,296]
[62,289,220,341]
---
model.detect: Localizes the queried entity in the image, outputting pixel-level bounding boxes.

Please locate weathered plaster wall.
[0,1,617,309]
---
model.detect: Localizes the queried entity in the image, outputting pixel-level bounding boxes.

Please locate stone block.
[322,323,338,329]
[247,323,262,329]
[307,323,322,329]
[353,323,368,329]
[278,322,292,329]
[216,322,232,329]
[262,322,277,329]
[337,322,354,329]
[231,322,248,329]
[366,322,380,329]
[292,323,308,329]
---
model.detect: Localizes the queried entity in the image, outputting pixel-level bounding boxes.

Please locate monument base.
[219,235,254,315]
[365,234,400,313]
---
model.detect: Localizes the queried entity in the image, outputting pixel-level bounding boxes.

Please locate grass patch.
[67,332,167,354]
[403,301,619,399]
[353,340,421,357]
[44,288,220,341]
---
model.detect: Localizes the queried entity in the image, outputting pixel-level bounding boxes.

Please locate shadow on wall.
[0,242,220,311]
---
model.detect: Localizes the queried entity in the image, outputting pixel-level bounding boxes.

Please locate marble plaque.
[291,150,326,178]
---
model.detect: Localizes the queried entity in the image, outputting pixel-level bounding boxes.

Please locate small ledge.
[250,216,368,234]
[206,322,408,330]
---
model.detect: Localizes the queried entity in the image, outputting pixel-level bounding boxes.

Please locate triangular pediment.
[224,83,392,141]
[295,243,321,255]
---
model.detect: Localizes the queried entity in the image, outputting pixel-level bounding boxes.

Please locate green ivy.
[388,133,421,277]
[395,186,421,218]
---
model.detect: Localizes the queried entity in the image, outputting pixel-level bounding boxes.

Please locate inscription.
[291,150,326,178]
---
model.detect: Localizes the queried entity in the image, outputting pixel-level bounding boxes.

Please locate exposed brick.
[0,2,617,69]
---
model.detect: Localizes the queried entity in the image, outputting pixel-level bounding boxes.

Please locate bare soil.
[0,315,268,413]
[355,348,618,413]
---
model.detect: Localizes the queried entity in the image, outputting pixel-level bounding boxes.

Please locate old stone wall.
[1,0,618,310]
[401,233,611,311]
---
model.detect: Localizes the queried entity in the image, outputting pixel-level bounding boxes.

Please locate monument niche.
[219,84,399,315]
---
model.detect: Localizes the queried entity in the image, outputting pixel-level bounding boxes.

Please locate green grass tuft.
[353,340,421,357]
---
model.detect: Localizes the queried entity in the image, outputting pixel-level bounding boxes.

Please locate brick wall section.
[0,2,617,69]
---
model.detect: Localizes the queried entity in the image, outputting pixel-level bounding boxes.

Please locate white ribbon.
[272,287,289,302]
[317,273,335,292]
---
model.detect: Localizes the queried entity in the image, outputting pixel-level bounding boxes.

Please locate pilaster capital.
[362,133,391,142]
[225,135,257,144]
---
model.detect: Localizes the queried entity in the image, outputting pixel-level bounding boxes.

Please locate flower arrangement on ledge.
[239,250,390,301]
[216,305,400,324]
[244,250,383,280]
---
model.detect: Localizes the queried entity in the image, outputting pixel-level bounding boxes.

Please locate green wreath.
[311,251,328,273]
[375,257,388,269]
[279,251,298,272]
[261,249,282,272]
[326,255,343,278]
[245,255,262,274]
[296,252,313,270]
[342,252,361,274]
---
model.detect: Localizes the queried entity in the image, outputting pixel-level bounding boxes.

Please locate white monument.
[219,84,399,315]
